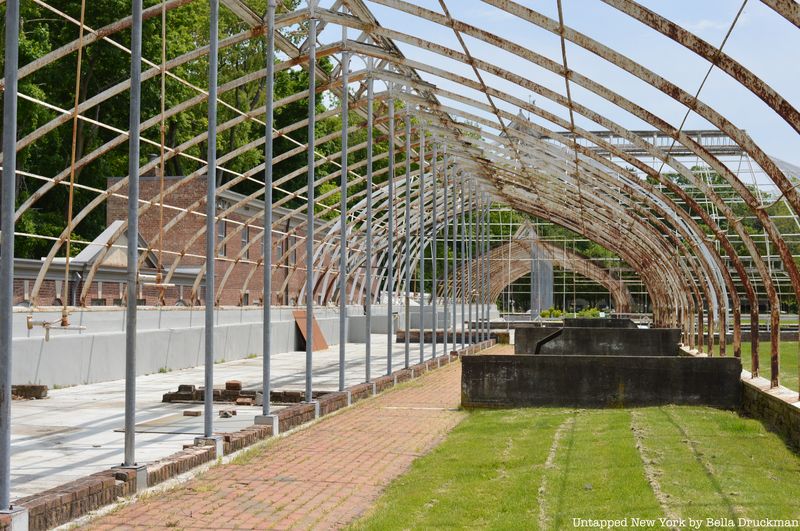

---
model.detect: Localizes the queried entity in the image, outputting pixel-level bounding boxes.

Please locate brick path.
[89,362,464,530]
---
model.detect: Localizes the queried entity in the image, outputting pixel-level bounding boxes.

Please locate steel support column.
[262,0,276,417]
[338,39,349,391]
[442,146,450,356]
[204,0,219,438]
[0,0,20,511]
[403,100,411,369]
[452,171,458,351]
[460,178,466,349]
[386,88,395,375]
[417,123,426,364]
[431,142,438,360]
[365,60,374,383]
[124,0,143,464]
[305,6,317,403]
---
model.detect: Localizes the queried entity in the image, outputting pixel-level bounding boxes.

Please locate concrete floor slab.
[10,335,444,499]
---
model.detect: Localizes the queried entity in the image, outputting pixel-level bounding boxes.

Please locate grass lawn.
[739,341,799,391]
[351,407,800,530]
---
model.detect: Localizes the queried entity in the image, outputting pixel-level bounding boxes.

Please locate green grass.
[351,407,800,530]
[739,341,798,391]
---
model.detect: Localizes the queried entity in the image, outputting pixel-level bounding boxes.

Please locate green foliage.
[577,307,601,318]
[539,307,563,318]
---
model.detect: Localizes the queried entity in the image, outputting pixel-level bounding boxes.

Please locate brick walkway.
[89,362,464,530]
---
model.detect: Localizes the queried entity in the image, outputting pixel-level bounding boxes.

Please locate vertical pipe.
[0,0,20,509]
[124,0,143,464]
[530,240,536,319]
[467,181,473,344]
[403,100,411,369]
[305,8,317,402]
[365,61,374,382]
[478,195,483,341]
[484,196,490,341]
[417,124,425,364]
[386,89,395,375]
[442,146,449,356]
[204,0,219,438]
[338,40,349,391]
[430,142,438,360]
[262,0,276,416]
[452,171,458,352]
[459,178,466,349]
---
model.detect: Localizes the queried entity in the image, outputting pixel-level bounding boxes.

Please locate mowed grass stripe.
[353,407,800,530]
[350,408,572,529]
[546,410,664,529]
[637,406,800,525]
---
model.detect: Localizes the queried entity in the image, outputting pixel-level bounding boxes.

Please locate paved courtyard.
[87,361,464,530]
[10,336,451,499]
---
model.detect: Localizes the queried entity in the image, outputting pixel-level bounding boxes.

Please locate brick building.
[13,174,313,308]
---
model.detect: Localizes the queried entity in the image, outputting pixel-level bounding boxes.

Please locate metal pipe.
[124,0,143,465]
[338,40,349,391]
[460,178,466,349]
[0,0,20,510]
[262,0,276,417]
[430,142,438,360]
[442,146,449,356]
[467,180,473,344]
[403,100,411,369]
[417,123,426,364]
[305,8,317,402]
[204,0,219,438]
[452,170,458,352]
[365,60,374,382]
[386,88,395,375]
[484,195,490,341]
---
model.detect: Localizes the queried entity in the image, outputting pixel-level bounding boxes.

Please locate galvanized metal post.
[262,0,276,417]
[124,0,143,465]
[476,190,483,342]
[486,194,494,339]
[338,39,349,391]
[530,239,536,320]
[364,60,374,383]
[417,123,426,364]
[483,195,490,341]
[386,88,395,375]
[430,142,438,360]
[403,100,411,369]
[467,181,473,344]
[0,0,20,511]
[441,146,449,357]
[204,0,219,438]
[460,178,466,349]
[305,6,317,403]
[452,171,458,352]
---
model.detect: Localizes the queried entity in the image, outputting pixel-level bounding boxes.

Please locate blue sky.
[316,0,800,166]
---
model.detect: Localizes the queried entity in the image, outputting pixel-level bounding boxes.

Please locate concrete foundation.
[514,324,681,356]
[461,354,742,408]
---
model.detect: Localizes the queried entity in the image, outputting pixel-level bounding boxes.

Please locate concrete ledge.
[741,370,800,448]
[462,354,741,408]
[15,339,496,531]
[515,326,681,356]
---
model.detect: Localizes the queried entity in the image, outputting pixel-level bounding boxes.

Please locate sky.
[313,0,800,167]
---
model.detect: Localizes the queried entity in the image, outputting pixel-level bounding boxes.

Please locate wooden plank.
[292,310,329,351]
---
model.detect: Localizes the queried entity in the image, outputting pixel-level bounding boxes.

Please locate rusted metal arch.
[389,93,725,338]
[459,238,635,313]
[480,0,800,219]
[760,0,800,29]
[336,29,785,363]
[332,28,768,320]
